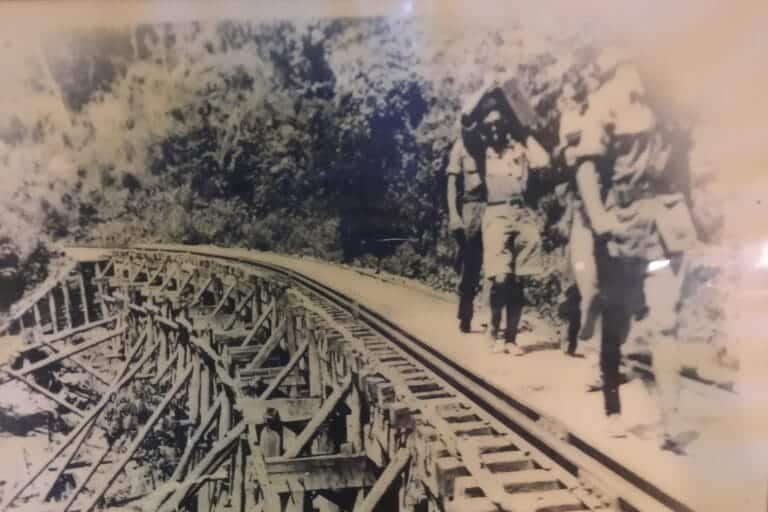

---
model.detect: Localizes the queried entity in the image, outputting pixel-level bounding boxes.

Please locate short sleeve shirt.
[485,143,528,204]
[447,138,486,202]
[484,137,550,204]
[567,65,657,195]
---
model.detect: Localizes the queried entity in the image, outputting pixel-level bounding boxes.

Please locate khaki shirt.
[485,137,550,204]
[567,65,656,166]
[446,137,485,202]
[564,66,673,260]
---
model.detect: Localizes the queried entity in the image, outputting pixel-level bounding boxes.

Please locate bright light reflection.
[758,244,768,268]
[647,259,670,272]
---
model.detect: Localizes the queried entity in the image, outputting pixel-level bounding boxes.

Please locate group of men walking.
[446,48,698,452]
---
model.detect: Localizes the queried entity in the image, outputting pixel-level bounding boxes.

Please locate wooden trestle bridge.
[0,246,685,512]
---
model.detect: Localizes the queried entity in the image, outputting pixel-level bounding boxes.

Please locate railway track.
[136,245,694,512]
[293,283,607,511]
[0,245,707,511]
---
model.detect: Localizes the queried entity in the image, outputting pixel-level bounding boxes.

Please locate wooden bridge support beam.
[225,288,255,330]
[241,300,275,347]
[1,330,153,511]
[172,394,224,483]
[190,355,202,423]
[230,438,248,512]
[3,249,429,512]
[158,421,247,512]
[261,454,378,512]
[210,284,235,319]
[201,358,212,417]
[130,261,147,284]
[38,337,111,386]
[18,327,126,376]
[62,281,72,331]
[271,296,279,333]
[354,448,411,512]
[308,325,323,397]
[244,319,286,371]
[177,335,190,383]
[96,279,111,321]
[79,365,193,512]
[48,291,58,334]
[284,378,352,459]
[192,277,213,307]
[33,302,44,333]
[252,282,262,319]
[78,273,91,325]
[0,366,85,418]
[346,379,363,453]
[147,257,169,288]
[177,270,195,298]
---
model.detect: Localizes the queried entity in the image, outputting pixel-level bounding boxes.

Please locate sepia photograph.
[0,1,766,511]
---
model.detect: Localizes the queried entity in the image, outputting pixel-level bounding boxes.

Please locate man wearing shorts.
[479,109,550,355]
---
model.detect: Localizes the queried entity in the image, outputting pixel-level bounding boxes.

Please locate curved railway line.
[0,245,720,512]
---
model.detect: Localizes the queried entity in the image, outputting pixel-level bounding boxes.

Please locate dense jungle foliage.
[0,18,724,335]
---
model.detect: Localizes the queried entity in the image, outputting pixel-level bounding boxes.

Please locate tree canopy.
[0,17,723,321]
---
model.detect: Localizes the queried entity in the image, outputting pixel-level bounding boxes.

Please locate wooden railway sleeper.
[54,248,677,512]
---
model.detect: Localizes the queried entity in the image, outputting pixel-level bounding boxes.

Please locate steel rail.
[147,247,662,507]
[245,259,689,512]
[125,244,697,512]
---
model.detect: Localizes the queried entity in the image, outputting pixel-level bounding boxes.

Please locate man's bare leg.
[644,258,686,452]
[478,277,493,337]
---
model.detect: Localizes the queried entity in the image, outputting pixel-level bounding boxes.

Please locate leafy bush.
[0,18,724,344]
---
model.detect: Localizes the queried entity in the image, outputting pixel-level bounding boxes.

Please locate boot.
[458,295,474,333]
[605,414,628,438]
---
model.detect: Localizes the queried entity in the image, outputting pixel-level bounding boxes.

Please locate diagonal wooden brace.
[153,347,182,385]
[157,421,247,512]
[161,265,178,291]
[79,366,193,512]
[176,270,196,296]
[283,377,352,459]
[146,257,170,287]
[1,331,152,511]
[97,259,114,279]
[58,434,114,512]
[130,261,148,283]
[209,284,235,319]
[244,319,286,371]
[28,315,120,349]
[224,289,255,330]
[0,367,84,417]
[240,301,275,348]
[191,277,213,306]
[171,393,224,482]
[354,448,411,512]
[259,339,309,400]
[38,338,111,386]
[20,328,126,376]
